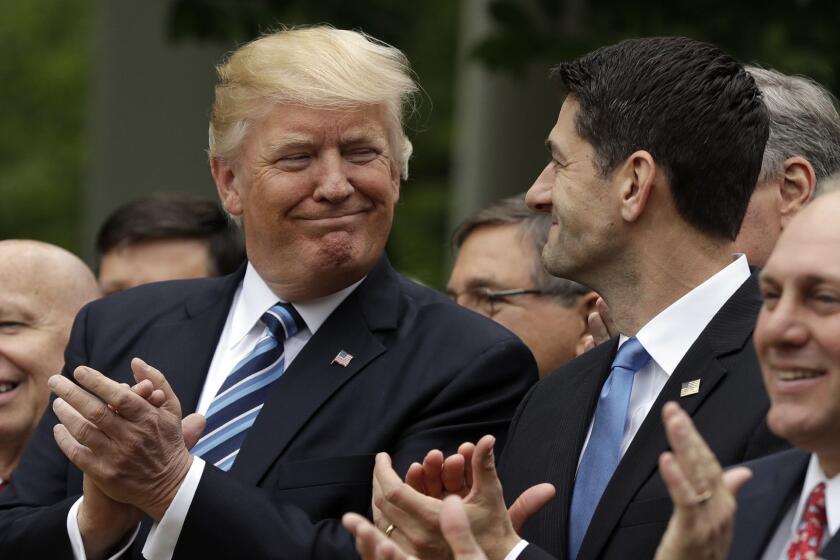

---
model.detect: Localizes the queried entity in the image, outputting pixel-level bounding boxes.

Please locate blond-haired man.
[0,27,535,559]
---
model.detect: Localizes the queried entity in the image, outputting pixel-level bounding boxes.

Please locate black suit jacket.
[0,257,537,559]
[500,273,789,560]
[729,448,840,560]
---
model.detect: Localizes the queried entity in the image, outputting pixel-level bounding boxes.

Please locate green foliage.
[0,0,93,252]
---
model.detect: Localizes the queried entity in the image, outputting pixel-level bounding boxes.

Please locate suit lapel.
[141,271,242,414]
[578,274,761,559]
[728,449,809,559]
[535,339,617,560]
[230,257,398,485]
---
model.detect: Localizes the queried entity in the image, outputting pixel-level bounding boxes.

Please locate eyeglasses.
[452,287,550,317]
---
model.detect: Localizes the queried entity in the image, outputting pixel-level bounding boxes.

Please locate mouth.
[776,369,826,381]
[0,381,21,404]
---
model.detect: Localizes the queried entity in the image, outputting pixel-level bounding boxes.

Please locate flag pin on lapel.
[680,379,701,397]
[331,350,353,367]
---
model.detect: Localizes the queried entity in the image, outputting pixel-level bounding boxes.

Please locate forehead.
[548,98,581,142]
[0,274,46,318]
[764,220,840,282]
[255,103,391,143]
[453,224,534,282]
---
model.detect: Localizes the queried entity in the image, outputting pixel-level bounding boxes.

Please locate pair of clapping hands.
[343,402,752,560]
[48,358,205,558]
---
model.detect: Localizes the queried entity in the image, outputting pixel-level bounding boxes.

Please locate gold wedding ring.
[384,523,396,538]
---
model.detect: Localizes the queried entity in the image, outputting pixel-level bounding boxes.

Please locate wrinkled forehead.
[763,227,840,284]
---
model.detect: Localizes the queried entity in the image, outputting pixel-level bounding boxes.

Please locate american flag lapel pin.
[680,379,701,397]
[331,350,353,367]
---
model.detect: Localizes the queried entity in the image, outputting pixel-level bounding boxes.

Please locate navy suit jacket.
[729,448,840,560]
[0,257,537,559]
[500,273,789,560]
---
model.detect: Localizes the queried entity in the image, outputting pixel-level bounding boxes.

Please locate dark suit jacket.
[499,273,789,560]
[0,257,537,559]
[729,448,840,560]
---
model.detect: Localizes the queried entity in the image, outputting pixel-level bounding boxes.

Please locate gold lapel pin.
[680,379,701,397]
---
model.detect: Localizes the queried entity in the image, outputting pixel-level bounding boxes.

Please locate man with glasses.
[448,194,597,376]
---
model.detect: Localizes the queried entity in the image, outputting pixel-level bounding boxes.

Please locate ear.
[618,150,656,223]
[573,291,600,356]
[210,157,244,217]
[390,158,401,204]
[778,156,816,228]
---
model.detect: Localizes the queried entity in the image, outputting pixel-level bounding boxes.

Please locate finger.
[721,467,752,497]
[71,366,152,422]
[181,413,206,450]
[440,495,486,559]
[658,451,698,509]
[49,374,119,432]
[458,442,475,490]
[131,358,180,416]
[662,402,721,494]
[130,379,154,400]
[441,453,467,496]
[52,398,111,451]
[341,513,384,560]
[148,389,167,408]
[53,423,97,473]
[372,453,441,545]
[467,435,502,503]
[375,539,412,560]
[596,297,616,335]
[588,311,610,345]
[580,335,596,355]
[508,483,556,533]
[405,463,426,494]
[421,450,444,498]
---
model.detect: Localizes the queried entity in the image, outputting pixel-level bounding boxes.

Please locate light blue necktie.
[568,337,651,559]
[192,302,304,472]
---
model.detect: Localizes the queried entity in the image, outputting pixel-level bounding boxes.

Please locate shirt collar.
[227,262,364,349]
[793,454,840,541]
[632,254,750,375]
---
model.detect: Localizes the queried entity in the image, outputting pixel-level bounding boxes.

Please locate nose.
[756,293,810,349]
[313,151,354,203]
[525,163,553,213]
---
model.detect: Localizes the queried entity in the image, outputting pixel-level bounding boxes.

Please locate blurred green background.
[2,0,839,288]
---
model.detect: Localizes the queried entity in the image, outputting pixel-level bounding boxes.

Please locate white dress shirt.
[505,254,751,560]
[67,263,362,560]
[761,454,840,559]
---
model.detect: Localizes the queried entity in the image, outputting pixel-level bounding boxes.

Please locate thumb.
[440,495,486,559]
[182,413,206,450]
[508,483,556,533]
[722,466,752,496]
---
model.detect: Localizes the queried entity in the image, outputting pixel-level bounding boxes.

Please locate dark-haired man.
[96,193,246,295]
[448,194,597,376]
[369,36,788,560]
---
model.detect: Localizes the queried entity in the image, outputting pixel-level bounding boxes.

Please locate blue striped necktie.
[568,337,651,559]
[192,302,304,472]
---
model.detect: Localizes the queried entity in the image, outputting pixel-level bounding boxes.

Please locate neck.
[595,233,734,336]
[818,452,840,479]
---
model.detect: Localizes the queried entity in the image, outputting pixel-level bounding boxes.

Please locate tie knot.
[261,302,305,341]
[612,337,651,373]
[806,482,827,519]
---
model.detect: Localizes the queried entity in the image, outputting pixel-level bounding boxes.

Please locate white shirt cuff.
[66,497,140,560]
[503,539,529,560]
[141,457,205,560]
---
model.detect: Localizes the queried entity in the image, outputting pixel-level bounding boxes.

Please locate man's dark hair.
[452,194,592,306]
[96,193,245,275]
[555,36,769,240]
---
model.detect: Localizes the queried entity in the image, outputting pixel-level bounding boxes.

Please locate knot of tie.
[611,337,651,373]
[261,302,305,341]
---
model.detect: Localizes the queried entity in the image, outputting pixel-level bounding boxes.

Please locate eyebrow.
[545,138,566,161]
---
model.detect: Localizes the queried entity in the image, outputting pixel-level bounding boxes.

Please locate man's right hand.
[373,435,554,560]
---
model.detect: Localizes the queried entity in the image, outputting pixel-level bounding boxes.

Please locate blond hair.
[209,26,418,178]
